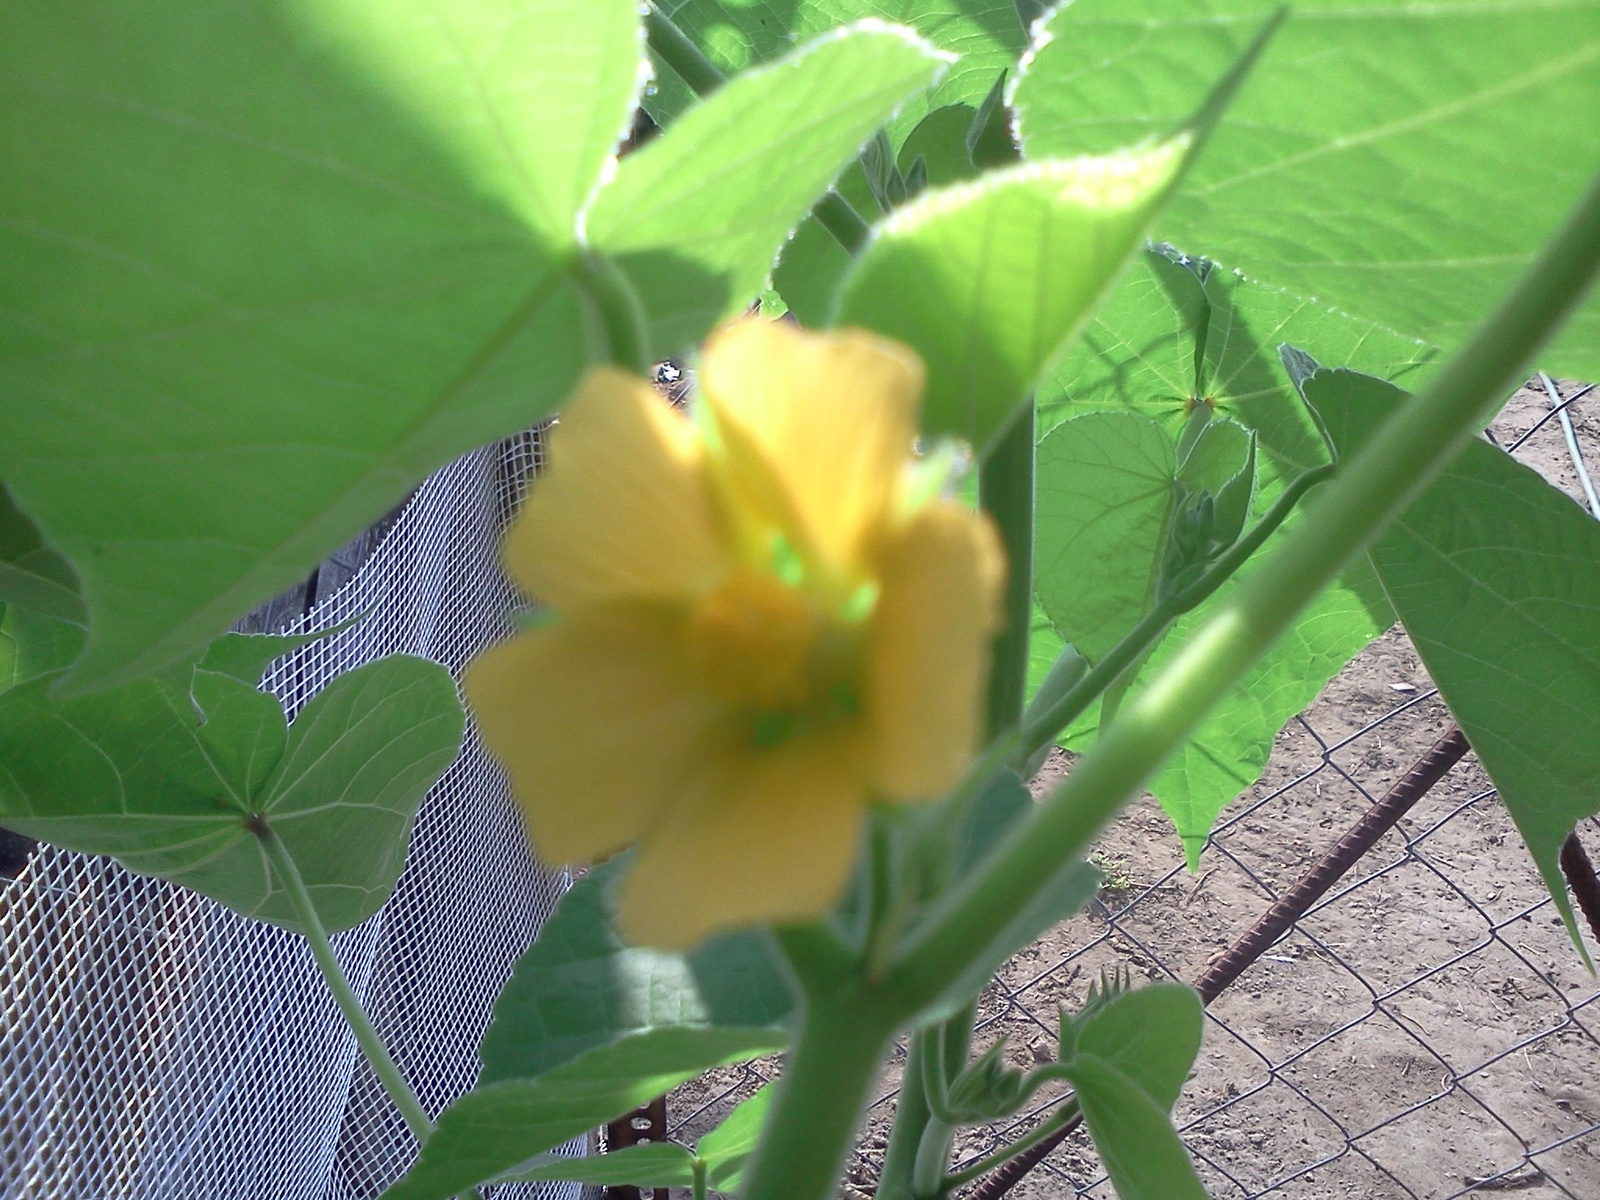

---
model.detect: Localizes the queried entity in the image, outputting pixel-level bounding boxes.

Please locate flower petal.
[505,367,727,608]
[463,604,719,864]
[700,320,923,579]
[616,735,868,949]
[868,501,1006,800]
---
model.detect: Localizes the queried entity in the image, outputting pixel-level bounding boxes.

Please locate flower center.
[687,567,822,711]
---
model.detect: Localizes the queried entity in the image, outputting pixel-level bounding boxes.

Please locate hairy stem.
[739,932,900,1200]
[889,164,1600,1013]
[254,820,434,1143]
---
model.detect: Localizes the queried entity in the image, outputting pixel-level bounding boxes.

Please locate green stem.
[939,1098,1081,1191]
[642,3,725,98]
[980,402,1035,739]
[1009,461,1334,772]
[889,164,1600,1014]
[876,1036,933,1200]
[739,936,901,1200]
[643,1,873,258]
[254,819,434,1143]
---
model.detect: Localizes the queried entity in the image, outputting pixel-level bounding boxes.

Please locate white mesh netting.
[0,432,578,1200]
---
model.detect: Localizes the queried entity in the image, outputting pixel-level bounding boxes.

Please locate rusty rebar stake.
[966,725,1472,1199]
[1559,831,1600,945]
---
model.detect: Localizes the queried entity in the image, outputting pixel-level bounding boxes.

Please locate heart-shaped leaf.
[0,652,463,932]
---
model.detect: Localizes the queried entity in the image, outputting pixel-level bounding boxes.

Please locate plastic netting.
[0,431,578,1200]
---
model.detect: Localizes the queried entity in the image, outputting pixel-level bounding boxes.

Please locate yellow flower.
[465,319,1005,949]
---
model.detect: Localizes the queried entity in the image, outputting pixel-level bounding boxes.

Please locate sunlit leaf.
[0,0,642,688]
[589,22,947,356]
[836,141,1190,455]
[1013,0,1600,380]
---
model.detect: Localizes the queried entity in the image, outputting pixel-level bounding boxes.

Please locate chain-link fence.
[667,379,1600,1200]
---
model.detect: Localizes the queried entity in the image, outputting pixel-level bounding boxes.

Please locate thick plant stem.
[739,979,899,1200]
[254,820,434,1143]
[877,1036,933,1200]
[981,402,1036,738]
[888,165,1600,1012]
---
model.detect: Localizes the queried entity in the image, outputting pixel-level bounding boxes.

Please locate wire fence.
[666,378,1600,1200]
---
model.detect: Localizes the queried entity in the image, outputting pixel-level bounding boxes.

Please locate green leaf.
[901,105,984,189]
[835,140,1189,455]
[699,1085,774,1193]
[1074,983,1203,1112]
[0,487,84,624]
[1031,248,1409,861]
[1062,985,1209,1200]
[195,620,362,689]
[1012,0,1600,381]
[504,1143,697,1189]
[917,771,1100,1021]
[0,0,643,689]
[1035,411,1177,663]
[0,653,464,932]
[649,0,1027,142]
[382,1027,774,1200]
[1066,1056,1209,1200]
[771,213,855,327]
[587,22,947,357]
[1037,248,1436,487]
[479,858,792,1084]
[1301,366,1600,952]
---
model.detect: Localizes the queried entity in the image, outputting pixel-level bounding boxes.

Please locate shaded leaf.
[0,654,464,932]
[382,1027,776,1200]
[1301,366,1600,949]
[648,0,1027,143]
[479,858,792,1084]
[1067,1056,1209,1200]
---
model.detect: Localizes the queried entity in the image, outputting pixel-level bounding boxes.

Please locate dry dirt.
[666,381,1600,1199]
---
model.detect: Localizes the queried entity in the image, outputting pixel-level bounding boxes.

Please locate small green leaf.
[503,1143,697,1189]
[900,105,983,189]
[196,616,365,689]
[1066,1056,1209,1200]
[647,0,1027,143]
[945,1038,1031,1122]
[0,654,464,932]
[1074,983,1203,1112]
[588,22,947,357]
[1061,984,1209,1200]
[700,1085,774,1193]
[1300,366,1600,953]
[478,858,793,1084]
[835,141,1190,455]
[382,1027,776,1200]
